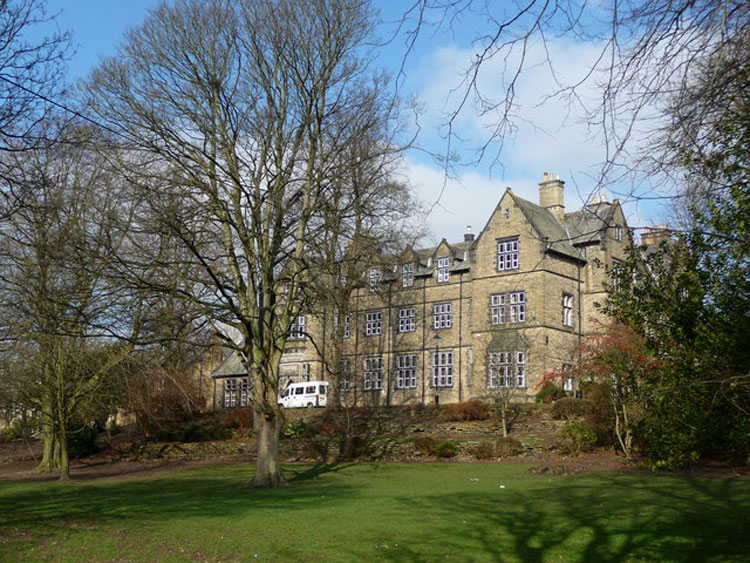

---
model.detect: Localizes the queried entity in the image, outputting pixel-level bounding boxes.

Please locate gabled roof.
[212,351,246,378]
[509,192,584,262]
[410,238,474,276]
[565,203,617,245]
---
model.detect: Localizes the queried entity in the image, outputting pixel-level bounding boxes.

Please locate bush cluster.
[282,408,381,463]
[1,417,40,441]
[66,419,99,459]
[282,418,308,439]
[412,436,459,458]
[557,418,597,455]
[224,408,254,437]
[469,442,496,460]
[536,382,567,404]
[153,413,232,443]
[442,399,492,421]
[552,398,595,420]
[433,440,459,458]
[495,436,524,457]
[413,436,437,456]
[580,383,616,447]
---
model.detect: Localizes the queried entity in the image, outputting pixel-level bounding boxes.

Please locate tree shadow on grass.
[0,465,358,535]
[375,472,750,562]
[287,461,357,482]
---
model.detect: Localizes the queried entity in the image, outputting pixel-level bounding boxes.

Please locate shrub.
[579,382,616,446]
[495,436,524,457]
[442,399,492,421]
[341,435,369,461]
[300,438,330,463]
[224,408,254,435]
[536,382,566,404]
[552,398,595,420]
[154,414,232,443]
[408,402,425,416]
[413,436,437,456]
[66,419,99,459]
[557,418,597,455]
[3,417,40,440]
[634,407,702,470]
[470,442,495,460]
[282,418,308,439]
[433,440,459,458]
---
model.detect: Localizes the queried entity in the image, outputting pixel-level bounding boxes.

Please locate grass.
[1,462,749,562]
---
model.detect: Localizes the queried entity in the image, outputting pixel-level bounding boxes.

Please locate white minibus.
[278,381,328,408]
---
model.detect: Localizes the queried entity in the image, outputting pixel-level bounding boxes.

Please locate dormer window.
[437,257,450,283]
[368,268,380,291]
[402,263,414,287]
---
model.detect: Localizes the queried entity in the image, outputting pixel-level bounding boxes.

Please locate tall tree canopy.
[86,0,409,487]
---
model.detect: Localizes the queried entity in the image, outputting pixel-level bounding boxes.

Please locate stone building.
[213,173,631,408]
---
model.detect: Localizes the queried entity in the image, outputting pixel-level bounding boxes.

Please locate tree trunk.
[613,399,630,459]
[58,425,70,480]
[35,419,58,473]
[250,407,287,488]
[502,410,508,438]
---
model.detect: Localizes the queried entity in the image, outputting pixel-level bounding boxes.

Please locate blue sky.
[49,0,664,244]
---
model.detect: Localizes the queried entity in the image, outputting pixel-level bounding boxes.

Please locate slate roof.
[212,351,246,378]
[564,202,616,245]
[509,192,584,262]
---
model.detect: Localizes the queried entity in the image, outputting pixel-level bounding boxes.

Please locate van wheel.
[306,403,314,408]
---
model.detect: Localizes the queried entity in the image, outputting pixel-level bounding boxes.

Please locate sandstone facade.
[214,174,631,408]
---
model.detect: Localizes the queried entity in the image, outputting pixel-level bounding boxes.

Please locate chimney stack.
[464,225,475,242]
[640,224,671,246]
[539,171,565,221]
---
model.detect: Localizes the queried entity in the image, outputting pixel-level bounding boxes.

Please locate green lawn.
[1,462,748,562]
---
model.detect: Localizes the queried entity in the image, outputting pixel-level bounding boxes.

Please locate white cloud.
[401,157,543,245]
[403,35,655,235]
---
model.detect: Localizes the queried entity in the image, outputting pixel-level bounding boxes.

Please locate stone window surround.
[433,302,452,329]
[562,293,574,327]
[363,355,383,391]
[487,351,526,389]
[497,236,520,271]
[398,306,416,333]
[396,354,418,389]
[490,291,526,324]
[402,263,415,287]
[431,350,454,387]
[437,256,450,283]
[365,310,382,336]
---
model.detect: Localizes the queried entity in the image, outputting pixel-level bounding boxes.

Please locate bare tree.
[398,0,748,199]
[0,0,70,147]
[306,127,423,406]
[0,120,130,479]
[85,0,407,487]
[485,385,524,438]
